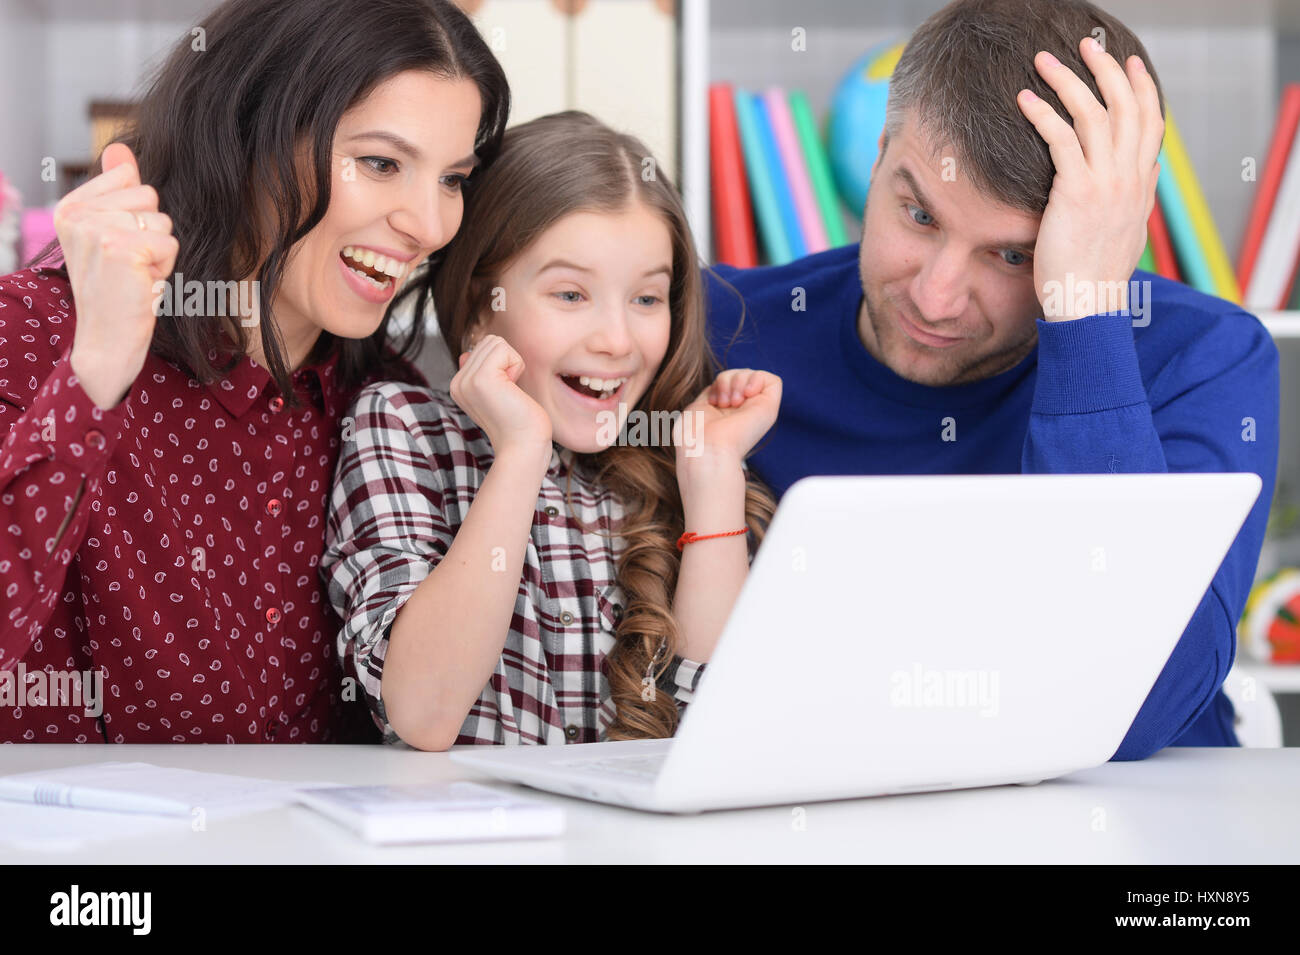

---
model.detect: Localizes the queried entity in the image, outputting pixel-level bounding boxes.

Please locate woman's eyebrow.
[344,130,479,169]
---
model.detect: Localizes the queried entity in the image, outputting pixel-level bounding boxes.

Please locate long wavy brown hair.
[433,111,776,739]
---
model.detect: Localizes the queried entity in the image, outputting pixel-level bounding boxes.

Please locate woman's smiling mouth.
[338,245,411,304]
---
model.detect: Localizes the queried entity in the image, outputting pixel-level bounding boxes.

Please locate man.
[704,0,1279,760]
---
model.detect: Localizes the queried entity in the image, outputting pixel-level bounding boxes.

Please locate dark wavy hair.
[30,0,510,407]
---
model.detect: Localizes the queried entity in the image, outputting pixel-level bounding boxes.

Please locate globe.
[827,40,905,220]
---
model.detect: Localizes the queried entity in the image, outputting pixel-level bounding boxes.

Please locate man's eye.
[361,157,398,175]
[907,204,934,227]
[1001,249,1031,267]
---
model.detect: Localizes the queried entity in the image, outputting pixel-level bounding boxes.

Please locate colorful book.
[1156,143,1213,294]
[750,91,807,262]
[732,88,791,265]
[1161,111,1241,302]
[1138,239,1155,273]
[1244,112,1300,309]
[709,83,759,268]
[789,90,850,246]
[1147,199,1181,282]
[1237,84,1300,293]
[763,87,829,254]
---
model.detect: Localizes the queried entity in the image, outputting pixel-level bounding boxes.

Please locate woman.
[0,0,509,743]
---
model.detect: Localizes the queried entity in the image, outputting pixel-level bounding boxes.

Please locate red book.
[1148,200,1181,282]
[709,83,759,268]
[1238,84,1300,291]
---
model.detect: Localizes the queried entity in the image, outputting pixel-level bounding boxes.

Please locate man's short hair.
[883,0,1166,216]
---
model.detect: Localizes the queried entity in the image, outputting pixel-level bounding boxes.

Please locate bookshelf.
[1237,659,1300,693]
[1261,312,1300,337]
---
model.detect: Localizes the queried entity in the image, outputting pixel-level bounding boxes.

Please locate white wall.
[0,0,214,208]
[38,16,196,207]
[0,0,46,208]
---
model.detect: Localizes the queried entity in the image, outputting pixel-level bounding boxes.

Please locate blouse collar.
[205,345,342,420]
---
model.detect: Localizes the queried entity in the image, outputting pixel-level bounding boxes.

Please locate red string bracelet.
[676,528,747,551]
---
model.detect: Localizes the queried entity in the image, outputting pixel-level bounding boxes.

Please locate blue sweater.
[705,243,1280,760]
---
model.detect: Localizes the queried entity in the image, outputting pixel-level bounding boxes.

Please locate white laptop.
[451,473,1261,813]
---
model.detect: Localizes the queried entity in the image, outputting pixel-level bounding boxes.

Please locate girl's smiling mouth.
[558,373,630,406]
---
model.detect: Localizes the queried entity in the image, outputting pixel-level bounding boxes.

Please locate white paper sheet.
[0,803,186,852]
[0,762,342,851]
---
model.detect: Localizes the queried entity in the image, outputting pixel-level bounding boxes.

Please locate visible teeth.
[342,247,405,279]
[346,264,391,289]
[570,375,627,396]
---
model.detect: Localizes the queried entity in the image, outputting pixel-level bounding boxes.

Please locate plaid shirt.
[321,383,707,746]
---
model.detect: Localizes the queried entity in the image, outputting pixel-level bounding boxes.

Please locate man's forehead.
[885,112,1041,244]
[894,109,955,165]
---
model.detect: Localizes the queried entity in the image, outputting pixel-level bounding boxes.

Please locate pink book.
[762,88,829,254]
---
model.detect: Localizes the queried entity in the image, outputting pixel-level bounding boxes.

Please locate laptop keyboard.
[555,753,667,779]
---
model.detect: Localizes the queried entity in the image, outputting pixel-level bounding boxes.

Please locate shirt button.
[544,505,559,519]
[84,429,105,450]
[269,395,284,413]
[564,725,579,741]
[265,607,281,625]
[265,498,282,517]
[559,610,574,625]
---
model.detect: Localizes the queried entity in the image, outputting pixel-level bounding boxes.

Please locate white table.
[1,745,1297,863]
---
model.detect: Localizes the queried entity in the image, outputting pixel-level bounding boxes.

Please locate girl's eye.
[906,204,934,227]
[1000,249,1031,267]
[441,173,467,192]
[361,156,398,175]
[634,294,664,307]
[553,290,584,304]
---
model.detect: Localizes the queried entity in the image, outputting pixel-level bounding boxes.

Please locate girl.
[322,112,780,750]
[0,0,509,743]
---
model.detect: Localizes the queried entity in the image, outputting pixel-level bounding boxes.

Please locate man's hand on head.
[1017,35,1164,323]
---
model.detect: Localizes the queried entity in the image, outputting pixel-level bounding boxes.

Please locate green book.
[789,90,849,246]
[1138,239,1155,273]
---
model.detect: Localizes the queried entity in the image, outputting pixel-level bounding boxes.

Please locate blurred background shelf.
[1236,660,1300,692]
[1260,311,1300,336]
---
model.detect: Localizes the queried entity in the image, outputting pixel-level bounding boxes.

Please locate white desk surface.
[1,745,1296,863]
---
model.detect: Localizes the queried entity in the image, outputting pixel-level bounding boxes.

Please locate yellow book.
[1162,112,1242,303]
